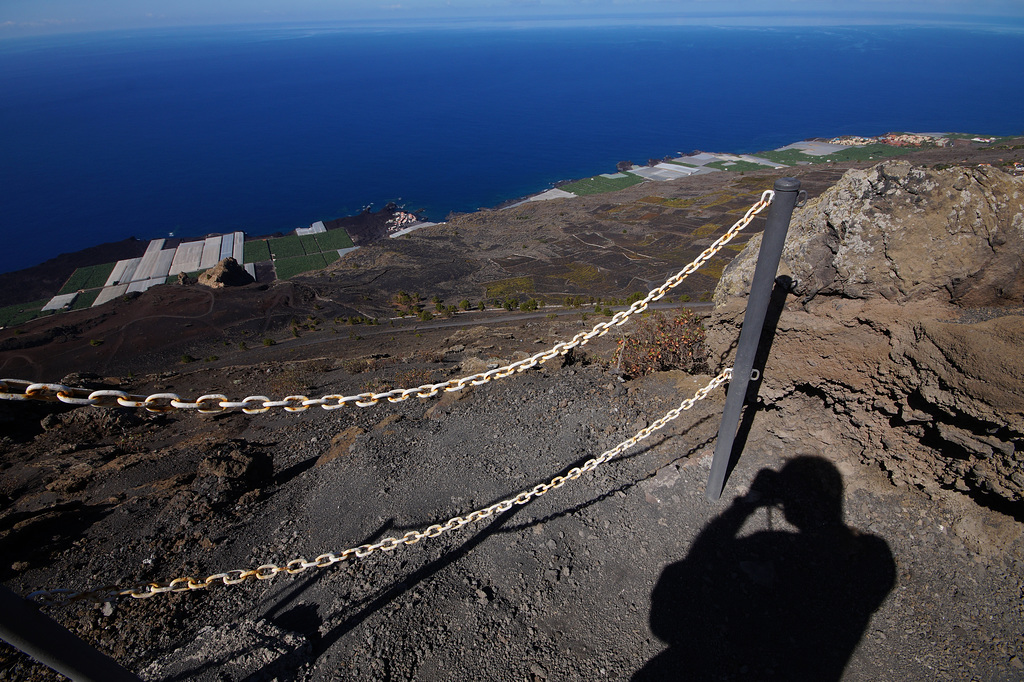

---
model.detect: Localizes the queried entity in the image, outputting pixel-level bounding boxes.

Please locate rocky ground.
[2,147,1024,681]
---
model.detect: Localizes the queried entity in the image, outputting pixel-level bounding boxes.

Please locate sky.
[3,0,1024,37]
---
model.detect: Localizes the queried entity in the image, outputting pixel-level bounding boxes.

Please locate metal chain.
[0,191,772,414]
[28,369,731,606]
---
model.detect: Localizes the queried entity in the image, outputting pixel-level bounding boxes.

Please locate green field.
[69,290,101,310]
[759,143,915,166]
[0,299,51,327]
[274,253,329,280]
[323,251,340,266]
[268,235,306,259]
[243,239,272,264]
[298,234,321,254]
[314,228,355,250]
[58,262,116,295]
[561,173,645,196]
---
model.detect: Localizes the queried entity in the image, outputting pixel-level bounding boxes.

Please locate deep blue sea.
[1,23,1022,273]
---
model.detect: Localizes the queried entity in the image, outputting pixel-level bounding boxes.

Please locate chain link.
[27,369,731,606]
[0,191,771,414]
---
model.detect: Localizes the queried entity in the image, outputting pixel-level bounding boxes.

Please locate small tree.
[617,308,707,378]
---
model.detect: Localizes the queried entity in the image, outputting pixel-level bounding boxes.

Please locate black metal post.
[0,584,141,682]
[706,177,802,501]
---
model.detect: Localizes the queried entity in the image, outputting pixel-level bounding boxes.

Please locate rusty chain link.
[0,191,771,414]
[27,368,731,606]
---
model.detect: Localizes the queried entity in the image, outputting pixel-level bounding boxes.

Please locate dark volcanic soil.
[1,315,1023,681]
[2,144,1024,681]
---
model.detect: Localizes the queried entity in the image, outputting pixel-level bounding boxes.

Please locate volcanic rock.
[197,257,255,289]
[715,160,1024,307]
[710,161,1024,509]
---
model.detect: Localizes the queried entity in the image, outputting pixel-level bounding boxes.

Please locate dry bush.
[617,309,707,378]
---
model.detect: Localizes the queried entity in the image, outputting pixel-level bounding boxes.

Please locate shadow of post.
[635,456,895,681]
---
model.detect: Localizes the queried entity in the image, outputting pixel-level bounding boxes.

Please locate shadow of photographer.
[635,456,895,681]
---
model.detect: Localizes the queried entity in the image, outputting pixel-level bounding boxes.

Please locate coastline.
[1,130,1020,324]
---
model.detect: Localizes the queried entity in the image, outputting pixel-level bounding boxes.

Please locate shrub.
[181,354,196,364]
[262,338,275,347]
[616,308,707,378]
[89,339,103,347]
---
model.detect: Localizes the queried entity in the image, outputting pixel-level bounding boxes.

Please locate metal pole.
[706,177,802,501]
[0,584,141,682]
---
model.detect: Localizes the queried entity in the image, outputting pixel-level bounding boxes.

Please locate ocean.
[1,23,1022,273]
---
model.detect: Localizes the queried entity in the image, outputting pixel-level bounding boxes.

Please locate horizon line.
[4,11,1024,40]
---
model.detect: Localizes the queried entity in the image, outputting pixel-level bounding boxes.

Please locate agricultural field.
[243,239,272,264]
[759,143,915,166]
[0,299,51,327]
[561,173,645,196]
[69,290,101,310]
[274,253,330,280]
[314,229,355,251]
[298,234,321,254]
[267,235,306,259]
[484,276,535,299]
[57,263,116,295]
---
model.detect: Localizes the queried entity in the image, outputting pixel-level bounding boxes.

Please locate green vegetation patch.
[274,253,329,280]
[702,192,741,210]
[69,290,101,310]
[693,222,723,238]
[732,175,779,191]
[314,228,355,251]
[268,235,305,259]
[562,173,645,196]
[759,143,914,165]
[699,258,727,279]
[0,299,51,327]
[58,262,116,295]
[819,143,915,162]
[323,250,340,266]
[298,234,321,255]
[564,263,602,286]
[640,196,698,208]
[243,239,272,264]
[705,160,774,173]
[484,276,535,299]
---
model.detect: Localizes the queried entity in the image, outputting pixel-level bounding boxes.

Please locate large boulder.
[197,257,254,288]
[715,161,1024,307]
[709,162,1024,510]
